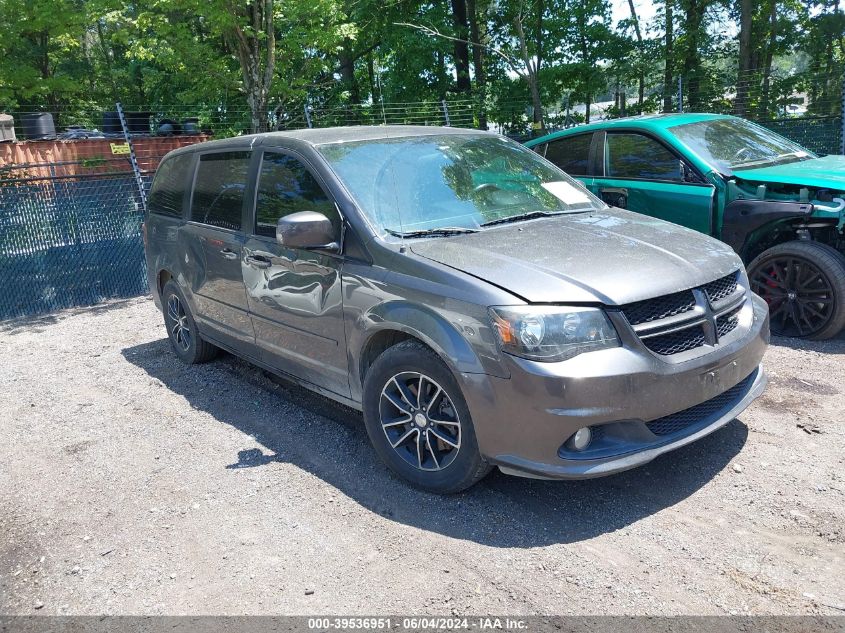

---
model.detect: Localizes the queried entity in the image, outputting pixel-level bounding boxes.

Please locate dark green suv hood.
[733,154,845,190]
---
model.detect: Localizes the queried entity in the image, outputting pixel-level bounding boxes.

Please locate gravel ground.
[0,296,843,616]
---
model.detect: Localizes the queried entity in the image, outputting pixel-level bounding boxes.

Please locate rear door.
[242,149,350,398]
[591,130,716,235]
[185,150,256,351]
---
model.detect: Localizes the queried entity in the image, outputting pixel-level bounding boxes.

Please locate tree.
[220,0,276,132]
[735,0,753,116]
[675,0,711,110]
[663,0,674,112]
[451,0,472,92]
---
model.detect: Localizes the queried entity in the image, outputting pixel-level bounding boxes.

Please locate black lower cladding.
[646,370,757,437]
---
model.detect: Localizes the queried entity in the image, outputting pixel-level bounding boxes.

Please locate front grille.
[646,371,756,436]
[642,326,707,355]
[620,269,743,357]
[621,290,696,326]
[703,271,739,304]
[716,306,742,338]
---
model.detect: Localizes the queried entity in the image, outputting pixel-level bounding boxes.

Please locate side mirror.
[276,211,339,252]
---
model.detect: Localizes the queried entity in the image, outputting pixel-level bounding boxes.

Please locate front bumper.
[461,293,769,480]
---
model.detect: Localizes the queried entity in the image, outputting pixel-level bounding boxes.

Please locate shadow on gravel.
[123,338,748,548]
[1,298,144,335]
[771,331,845,355]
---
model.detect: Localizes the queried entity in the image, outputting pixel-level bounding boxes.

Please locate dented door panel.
[242,237,350,397]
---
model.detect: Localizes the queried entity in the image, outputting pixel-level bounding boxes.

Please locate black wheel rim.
[167,294,192,351]
[750,255,835,337]
[379,371,461,472]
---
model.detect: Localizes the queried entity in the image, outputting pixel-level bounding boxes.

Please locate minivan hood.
[732,155,845,190]
[410,208,741,305]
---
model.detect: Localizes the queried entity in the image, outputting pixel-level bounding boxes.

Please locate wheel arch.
[721,199,815,262]
[158,269,173,294]
[352,301,491,400]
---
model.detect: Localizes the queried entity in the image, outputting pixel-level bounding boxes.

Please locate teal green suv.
[526,114,845,339]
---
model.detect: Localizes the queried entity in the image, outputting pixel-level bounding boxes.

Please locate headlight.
[489,306,620,362]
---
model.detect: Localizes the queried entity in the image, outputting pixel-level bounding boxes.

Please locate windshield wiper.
[480,209,585,227]
[384,226,480,238]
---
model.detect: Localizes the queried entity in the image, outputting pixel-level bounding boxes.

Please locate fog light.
[567,427,592,451]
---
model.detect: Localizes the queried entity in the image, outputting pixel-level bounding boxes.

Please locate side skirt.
[200,331,364,412]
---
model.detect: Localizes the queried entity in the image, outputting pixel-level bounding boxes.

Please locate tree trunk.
[466,0,487,128]
[663,0,674,112]
[339,38,361,105]
[534,0,544,86]
[735,0,753,116]
[513,13,544,133]
[680,0,704,110]
[436,50,448,101]
[366,53,377,103]
[339,38,361,124]
[627,0,645,112]
[759,0,777,118]
[450,0,472,92]
[227,0,275,133]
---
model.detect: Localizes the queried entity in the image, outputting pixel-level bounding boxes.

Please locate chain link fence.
[0,173,148,320]
[0,126,206,320]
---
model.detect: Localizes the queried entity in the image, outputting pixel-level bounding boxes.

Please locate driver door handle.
[245,254,272,269]
[219,248,238,260]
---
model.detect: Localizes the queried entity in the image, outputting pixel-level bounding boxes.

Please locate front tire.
[161,280,219,364]
[748,240,845,340]
[362,340,491,494]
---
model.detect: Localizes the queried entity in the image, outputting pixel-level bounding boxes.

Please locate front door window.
[606,133,682,182]
[255,152,340,238]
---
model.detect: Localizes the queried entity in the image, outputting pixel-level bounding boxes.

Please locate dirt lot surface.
[1,297,843,616]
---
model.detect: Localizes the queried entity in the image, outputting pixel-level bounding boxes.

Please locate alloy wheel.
[379,371,462,471]
[167,294,192,352]
[750,255,835,337]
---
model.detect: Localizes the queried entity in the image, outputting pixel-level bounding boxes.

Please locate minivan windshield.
[318,134,605,236]
[670,117,816,174]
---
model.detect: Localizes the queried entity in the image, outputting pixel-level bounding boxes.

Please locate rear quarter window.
[147,153,193,218]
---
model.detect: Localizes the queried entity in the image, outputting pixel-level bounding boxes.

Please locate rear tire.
[161,280,219,364]
[362,340,491,494]
[748,240,845,340]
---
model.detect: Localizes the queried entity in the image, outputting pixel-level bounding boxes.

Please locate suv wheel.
[362,340,491,493]
[748,240,845,339]
[161,280,219,364]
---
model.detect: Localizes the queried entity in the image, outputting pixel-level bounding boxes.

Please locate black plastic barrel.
[102,111,152,134]
[125,112,152,134]
[157,119,181,135]
[102,111,122,133]
[22,113,56,139]
[182,118,200,134]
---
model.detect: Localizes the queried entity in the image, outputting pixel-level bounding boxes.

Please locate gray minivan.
[143,126,769,493]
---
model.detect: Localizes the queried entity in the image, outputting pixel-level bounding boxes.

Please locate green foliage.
[0,0,841,134]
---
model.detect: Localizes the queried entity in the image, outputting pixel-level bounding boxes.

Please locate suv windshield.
[670,117,816,174]
[318,134,605,236]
